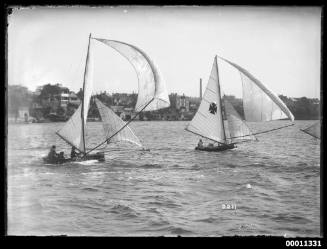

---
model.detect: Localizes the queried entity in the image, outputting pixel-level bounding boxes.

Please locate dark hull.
[43,152,105,164]
[195,144,235,152]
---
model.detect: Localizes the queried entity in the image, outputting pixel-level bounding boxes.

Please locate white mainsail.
[95,98,143,147]
[224,99,256,143]
[186,56,226,143]
[56,104,84,152]
[93,38,170,112]
[56,35,94,153]
[301,121,320,139]
[217,56,294,122]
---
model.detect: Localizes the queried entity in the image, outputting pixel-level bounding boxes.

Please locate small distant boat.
[300,121,320,139]
[44,34,170,164]
[186,55,295,152]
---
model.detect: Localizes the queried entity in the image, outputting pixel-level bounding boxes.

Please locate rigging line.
[184,127,227,145]
[228,123,295,139]
[55,131,84,154]
[84,98,155,156]
[205,87,216,95]
[300,129,320,139]
[96,148,149,153]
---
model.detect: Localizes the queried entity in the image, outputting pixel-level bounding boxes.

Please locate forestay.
[217,56,294,122]
[93,38,170,112]
[95,98,143,147]
[301,121,320,139]
[224,99,256,143]
[186,56,226,143]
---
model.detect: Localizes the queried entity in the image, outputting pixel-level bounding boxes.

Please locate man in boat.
[71,146,79,159]
[197,139,204,148]
[48,145,59,160]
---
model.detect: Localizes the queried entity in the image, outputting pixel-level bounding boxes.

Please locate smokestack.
[199,78,202,99]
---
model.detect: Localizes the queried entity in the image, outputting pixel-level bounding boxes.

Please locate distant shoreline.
[7,119,320,125]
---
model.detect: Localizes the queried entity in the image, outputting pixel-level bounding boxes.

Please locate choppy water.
[7,120,320,236]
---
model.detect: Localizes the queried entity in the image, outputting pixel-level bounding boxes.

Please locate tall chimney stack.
[199,78,202,99]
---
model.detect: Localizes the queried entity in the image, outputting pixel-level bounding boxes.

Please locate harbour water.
[7,120,320,236]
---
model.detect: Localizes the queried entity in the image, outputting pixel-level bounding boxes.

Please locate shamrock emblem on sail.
[209,102,217,114]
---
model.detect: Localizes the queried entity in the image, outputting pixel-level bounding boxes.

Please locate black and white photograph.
[6,6,321,238]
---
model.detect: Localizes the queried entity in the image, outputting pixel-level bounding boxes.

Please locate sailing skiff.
[43,34,170,164]
[186,55,295,152]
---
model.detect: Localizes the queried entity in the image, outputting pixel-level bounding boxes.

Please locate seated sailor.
[48,145,59,159]
[197,139,204,148]
[58,151,65,159]
[71,146,79,159]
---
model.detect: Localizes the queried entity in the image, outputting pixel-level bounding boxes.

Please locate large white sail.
[81,35,94,151]
[93,38,170,112]
[301,121,320,139]
[224,99,256,143]
[56,104,85,152]
[95,98,143,147]
[56,35,94,153]
[186,56,226,143]
[217,56,294,122]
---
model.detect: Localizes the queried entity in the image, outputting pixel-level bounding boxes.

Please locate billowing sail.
[301,121,320,139]
[224,99,256,143]
[93,38,170,112]
[217,56,294,122]
[95,98,143,147]
[186,56,226,143]
[56,35,94,153]
[56,105,85,152]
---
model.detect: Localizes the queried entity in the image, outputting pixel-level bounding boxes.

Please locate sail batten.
[93,38,170,112]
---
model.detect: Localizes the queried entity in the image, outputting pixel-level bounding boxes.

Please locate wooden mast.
[215,55,227,144]
[81,33,92,154]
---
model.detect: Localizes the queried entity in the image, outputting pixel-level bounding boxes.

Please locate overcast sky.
[8,6,321,98]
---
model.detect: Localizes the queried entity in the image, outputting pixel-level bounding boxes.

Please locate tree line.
[7,84,321,120]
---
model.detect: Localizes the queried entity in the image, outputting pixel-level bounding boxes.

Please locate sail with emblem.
[95,98,143,147]
[185,55,294,150]
[185,56,226,144]
[301,121,320,139]
[93,38,170,112]
[56,34,94,153]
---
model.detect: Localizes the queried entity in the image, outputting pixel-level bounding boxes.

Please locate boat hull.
[43,152,105,164]
[195,144,235,152]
